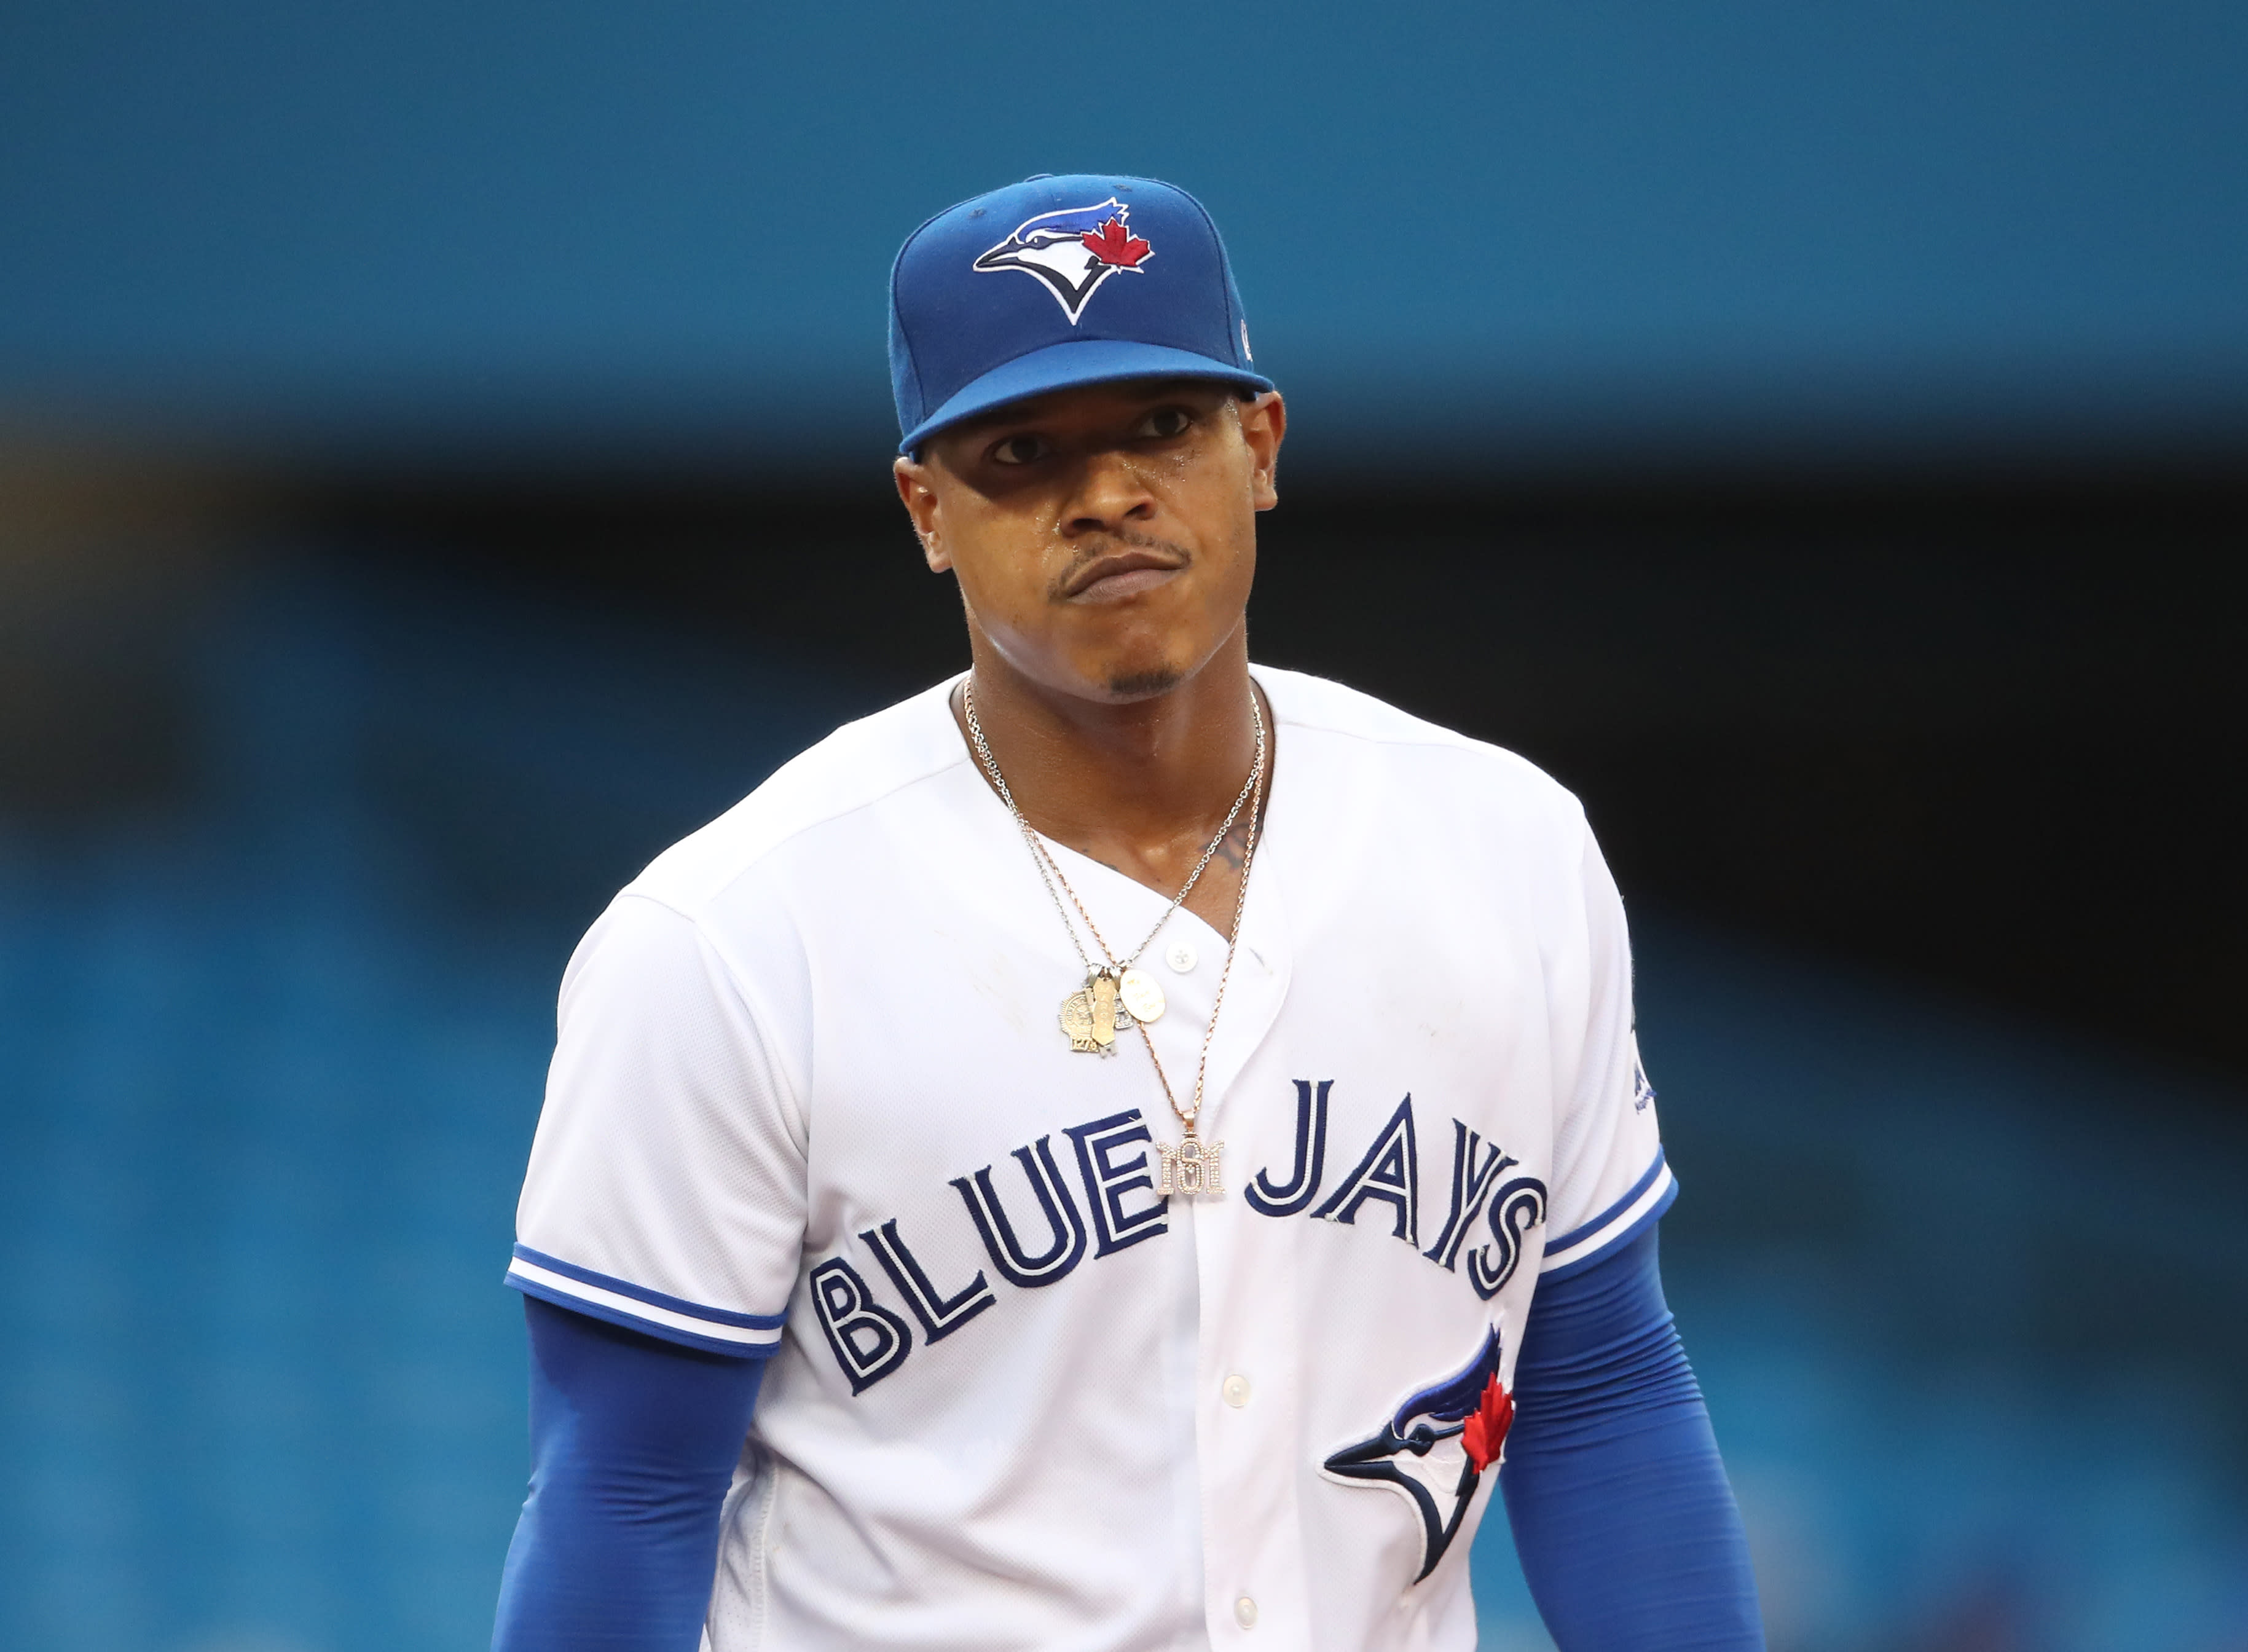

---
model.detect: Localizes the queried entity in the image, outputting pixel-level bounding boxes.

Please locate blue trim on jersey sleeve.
[1546,1147,1668,1253]
[510,1244,787,1329]
[1539,1173,1678,1283]
[506,1273,782,1361]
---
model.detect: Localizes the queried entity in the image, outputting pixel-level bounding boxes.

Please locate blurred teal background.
[5,0,2246,465]
[3,5,2245,1650]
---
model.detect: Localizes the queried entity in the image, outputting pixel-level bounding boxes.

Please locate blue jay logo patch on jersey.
[1323,1324,1514,1581]
[973,198,1153,323]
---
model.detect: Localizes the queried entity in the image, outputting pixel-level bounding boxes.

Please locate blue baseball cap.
[889,173,1274,455]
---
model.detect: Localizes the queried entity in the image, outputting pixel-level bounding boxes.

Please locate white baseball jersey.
[508,665,1672,1652]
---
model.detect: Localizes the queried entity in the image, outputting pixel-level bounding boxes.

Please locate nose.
[1060,448,1157,538]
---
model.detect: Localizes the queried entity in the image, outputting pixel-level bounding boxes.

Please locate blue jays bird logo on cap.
[1323,1323,1515,1581]
[973,199,1153,324]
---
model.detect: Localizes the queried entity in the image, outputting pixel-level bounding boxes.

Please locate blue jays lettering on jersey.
[795,1090,1551,1404]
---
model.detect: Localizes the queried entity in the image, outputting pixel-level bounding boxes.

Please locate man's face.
[894,379,1285,703]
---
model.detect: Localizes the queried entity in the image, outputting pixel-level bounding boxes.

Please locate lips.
[1061,546,1187,599]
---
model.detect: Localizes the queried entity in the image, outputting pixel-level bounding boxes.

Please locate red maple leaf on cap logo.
[1082,218,1152,268]
[1460,1372,1514,1473]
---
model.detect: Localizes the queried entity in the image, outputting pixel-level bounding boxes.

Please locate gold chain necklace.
[962,677,1267,1199]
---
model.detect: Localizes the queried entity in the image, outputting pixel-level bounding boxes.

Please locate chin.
[1101,664,1186,699]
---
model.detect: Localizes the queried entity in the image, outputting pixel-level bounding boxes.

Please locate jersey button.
[1233,1595,1259,1629]
[1165,941,1198,973]
[1222,1374,1252,1408]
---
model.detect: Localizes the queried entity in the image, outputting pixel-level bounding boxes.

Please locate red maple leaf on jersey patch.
[1082,218,1152,267]
[1460,1372,1514,1473]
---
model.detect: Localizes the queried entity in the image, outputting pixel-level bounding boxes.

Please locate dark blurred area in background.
[4,5,2245,1650]
[345,463,2247,1072]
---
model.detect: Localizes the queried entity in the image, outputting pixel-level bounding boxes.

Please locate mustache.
[1046,529,1194,600]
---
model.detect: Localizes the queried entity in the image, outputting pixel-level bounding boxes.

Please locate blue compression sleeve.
[492,1296,768,1652]
[1500,1225,1764,1650]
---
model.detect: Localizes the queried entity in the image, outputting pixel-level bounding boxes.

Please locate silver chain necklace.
[962,676,1267,1198]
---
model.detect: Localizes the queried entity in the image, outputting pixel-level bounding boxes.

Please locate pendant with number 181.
[1153,1135,1225,1198]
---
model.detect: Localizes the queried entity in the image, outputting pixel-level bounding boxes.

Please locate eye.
[988,432,1051,466]
[1136,405,1196,440]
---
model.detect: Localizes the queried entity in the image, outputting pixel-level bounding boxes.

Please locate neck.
[957,627,1264,857]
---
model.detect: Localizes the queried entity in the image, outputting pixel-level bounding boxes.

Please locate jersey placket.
[1039,782,1311,1642]
[1181,844,1312,1645]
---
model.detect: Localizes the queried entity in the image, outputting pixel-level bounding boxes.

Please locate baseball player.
[492,175,1764,1650]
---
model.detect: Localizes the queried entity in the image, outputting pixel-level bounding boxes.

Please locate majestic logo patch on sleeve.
[973,198,1154,323]
[1322,1323,1514,1581]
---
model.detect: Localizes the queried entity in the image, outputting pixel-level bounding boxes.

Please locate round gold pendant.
[1118,967,1166,1024]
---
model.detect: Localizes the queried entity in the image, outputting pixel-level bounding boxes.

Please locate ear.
[1238,391,1286,512]
[893,455,950,572]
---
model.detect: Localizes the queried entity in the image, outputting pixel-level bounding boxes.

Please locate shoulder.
[622,675,970,920]
[1256,664,1590,843]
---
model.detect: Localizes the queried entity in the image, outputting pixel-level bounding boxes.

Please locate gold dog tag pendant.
[1060,969,1122,1055]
